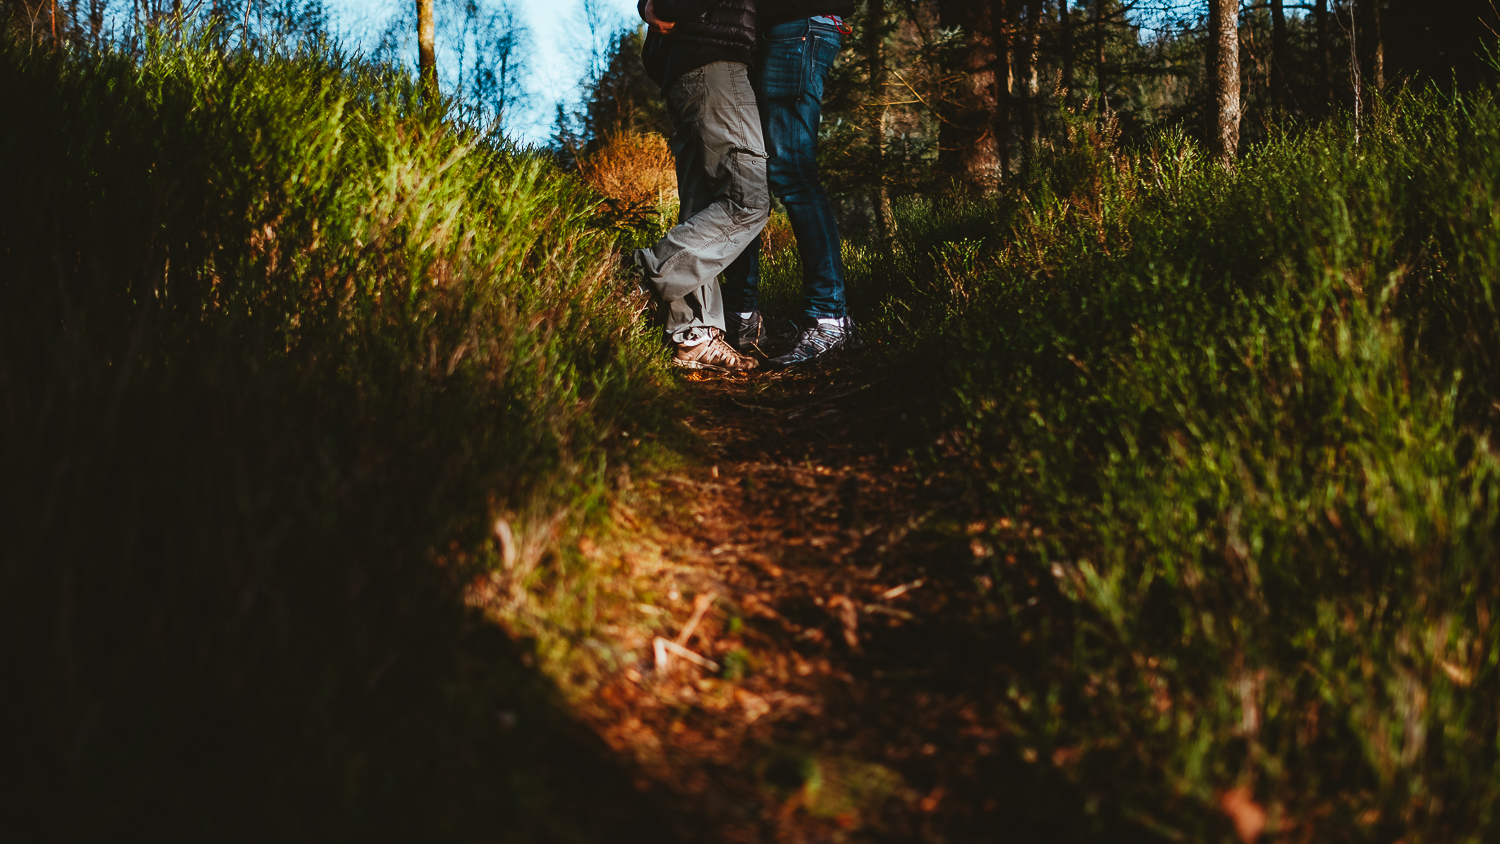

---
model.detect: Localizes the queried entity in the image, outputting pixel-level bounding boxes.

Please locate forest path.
[584,353,1071,843]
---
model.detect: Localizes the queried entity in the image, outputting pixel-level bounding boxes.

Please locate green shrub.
[0,39,673,840]
[861,95,1500,840]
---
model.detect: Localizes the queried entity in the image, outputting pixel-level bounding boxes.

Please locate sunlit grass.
[846,96,1500,840]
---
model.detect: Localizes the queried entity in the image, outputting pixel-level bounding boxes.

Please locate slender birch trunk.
[1060,0,1074,109]
[1271,0,1287,116]
[1316,0,1334,109]
[418,0,438,102]
[1094,0,1108,114]
[1021,0,1040,157]
[867,0,894,247]
[1210,0,1241,166]
[993,0,1013,182]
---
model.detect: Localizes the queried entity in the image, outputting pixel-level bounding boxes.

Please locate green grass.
[0,37,680,840]
[15,28,1500,843]
[847,96,1500,839]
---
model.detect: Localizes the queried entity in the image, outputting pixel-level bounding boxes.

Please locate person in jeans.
[633,0,769,373]
[721,1,854,366]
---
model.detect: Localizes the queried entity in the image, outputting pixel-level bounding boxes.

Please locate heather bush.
[847,95,1500,840]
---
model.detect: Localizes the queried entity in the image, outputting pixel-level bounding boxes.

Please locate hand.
[643,0,675,35]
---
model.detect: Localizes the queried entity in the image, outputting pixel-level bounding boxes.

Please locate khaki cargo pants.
[633,61,771,345]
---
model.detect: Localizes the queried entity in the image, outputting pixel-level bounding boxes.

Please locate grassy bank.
[15,29,1500,842]
[835,93,1500,839]
[0,39,680,840]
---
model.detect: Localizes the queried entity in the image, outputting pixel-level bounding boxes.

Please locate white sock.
[737,312,755,319]
[816,317,842,326]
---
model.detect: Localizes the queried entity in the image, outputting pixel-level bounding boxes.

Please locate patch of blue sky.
[235,1,1302,145]
[323,0,640,144]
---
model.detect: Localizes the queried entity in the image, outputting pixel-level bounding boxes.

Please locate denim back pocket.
[757,31,805,100]
[807,32,841,100]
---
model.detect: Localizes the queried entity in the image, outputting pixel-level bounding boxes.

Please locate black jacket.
[639,0,758,92]
[758,0,853,27]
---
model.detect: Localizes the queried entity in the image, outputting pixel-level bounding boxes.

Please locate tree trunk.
[1270,0,1288,116]
[992,0,1013,183]
[417,0,438,101]
[1315,0,1334,109]
[1021,0,1040,157]
[936,0,1001,192]
[866,0,894,247]
[1347,0,1362,130]
[1095,0,1108,114]
[1369,0,1384,93]
[1210,0,1241,166]
[1060,0,1074,109]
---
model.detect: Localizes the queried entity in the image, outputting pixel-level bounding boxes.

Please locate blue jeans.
[722,18,846,320]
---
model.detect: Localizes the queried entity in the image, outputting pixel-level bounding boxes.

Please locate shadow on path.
[583,352,1153,843]
[2,383,674,844]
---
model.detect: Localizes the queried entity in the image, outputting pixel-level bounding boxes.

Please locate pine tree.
[936,0,1000,191]
[582,27,669,149]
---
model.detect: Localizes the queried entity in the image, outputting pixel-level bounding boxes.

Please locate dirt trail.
[581,353,1077,843]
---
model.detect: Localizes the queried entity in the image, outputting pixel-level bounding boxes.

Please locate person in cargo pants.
[633,0,769,373]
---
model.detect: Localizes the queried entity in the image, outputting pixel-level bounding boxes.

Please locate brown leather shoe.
[672,329,760,372]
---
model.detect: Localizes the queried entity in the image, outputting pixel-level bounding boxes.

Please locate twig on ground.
[660,475,728,491]
[862,604,915,620]
[727,381,878,416]
[827,594,860,649]
[882,578,926,600]
[676,591,718,646]
[654,637,721,672]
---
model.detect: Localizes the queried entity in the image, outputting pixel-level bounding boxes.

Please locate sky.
[324,0,643,144]
[316,0,1220,145]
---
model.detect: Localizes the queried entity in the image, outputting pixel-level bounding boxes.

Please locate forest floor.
[563,351,1090,844]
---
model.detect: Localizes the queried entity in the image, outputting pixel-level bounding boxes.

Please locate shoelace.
[788,324,846,358]
[704,336,747,363]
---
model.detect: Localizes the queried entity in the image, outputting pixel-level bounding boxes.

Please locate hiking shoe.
[771,317,856,367]
[726,310,766,352]
[673,329,760,373]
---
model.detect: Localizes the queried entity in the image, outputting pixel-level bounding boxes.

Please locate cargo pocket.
[728,66,758,109]
[667,67,708,126]
[726,147,769,224]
